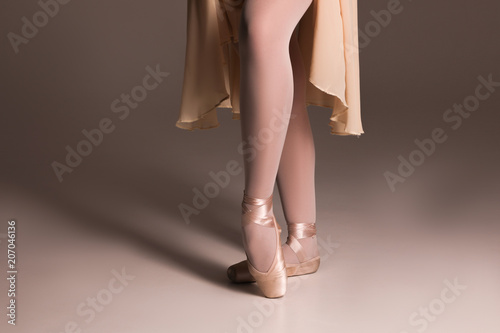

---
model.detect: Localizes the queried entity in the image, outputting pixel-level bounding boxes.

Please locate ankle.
[282,222,319,264]
[296,235,319,258]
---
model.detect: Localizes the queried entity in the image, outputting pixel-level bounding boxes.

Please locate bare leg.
[238,0,314,272]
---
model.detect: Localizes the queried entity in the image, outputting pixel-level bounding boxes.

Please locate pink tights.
[238,0,318,272]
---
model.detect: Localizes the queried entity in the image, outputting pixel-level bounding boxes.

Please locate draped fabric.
[176,0,364,136]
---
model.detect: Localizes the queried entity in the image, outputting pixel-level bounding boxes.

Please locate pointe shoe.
[227,222,320,283]
[241,190,287,298]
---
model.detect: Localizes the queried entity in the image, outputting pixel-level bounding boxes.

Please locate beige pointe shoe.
[228,222,320,283]
[241,190,287,298]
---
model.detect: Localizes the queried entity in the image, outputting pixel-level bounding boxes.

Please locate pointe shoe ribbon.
[228,222,320,283]
[284,223,320,276]
[241,191,287,298]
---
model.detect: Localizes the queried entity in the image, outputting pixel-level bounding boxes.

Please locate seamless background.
[1,1,499,332]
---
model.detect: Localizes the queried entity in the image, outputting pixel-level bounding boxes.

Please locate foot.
[240,190,287,297]
[228,222,320,283]
[241,193,277,273]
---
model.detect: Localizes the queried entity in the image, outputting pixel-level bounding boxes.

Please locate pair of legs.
[238,0,317,274]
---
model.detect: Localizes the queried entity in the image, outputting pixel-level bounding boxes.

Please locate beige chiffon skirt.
[176,0,364,136]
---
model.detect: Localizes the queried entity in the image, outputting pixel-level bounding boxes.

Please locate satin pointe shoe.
[284,223,320,276]
[227,222,320,283]
[241,191,287,298]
